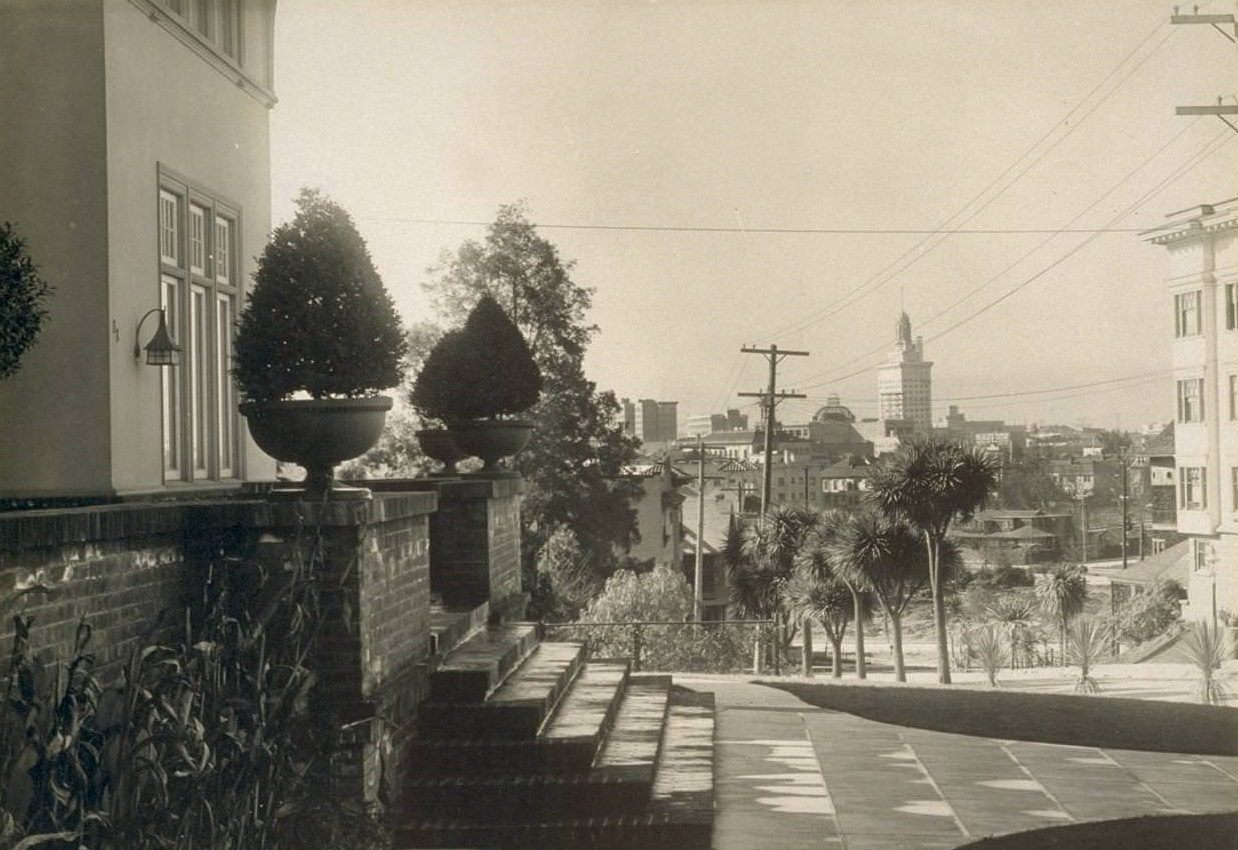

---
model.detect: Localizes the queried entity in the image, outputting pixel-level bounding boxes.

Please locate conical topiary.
[412,295,541,423]
[233,189,407,402]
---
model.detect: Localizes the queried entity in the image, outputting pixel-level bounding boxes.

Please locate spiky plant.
[972,624,1006,687]
[1181,622,1231,706]
[1066,616,1107,694]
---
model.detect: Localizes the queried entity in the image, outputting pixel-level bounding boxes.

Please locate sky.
[269,0,1238,433]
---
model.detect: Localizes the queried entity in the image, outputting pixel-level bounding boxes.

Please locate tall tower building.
[877,311,933,432]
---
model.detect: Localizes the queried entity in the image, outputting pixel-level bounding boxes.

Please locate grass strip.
[765,680,1238,755]
[957,812,1238,850]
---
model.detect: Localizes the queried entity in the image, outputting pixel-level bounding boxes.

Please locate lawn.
[766,679,1238,755]
[956,813,1238,850]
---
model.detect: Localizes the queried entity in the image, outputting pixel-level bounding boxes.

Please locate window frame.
[1175,290,1201,337]
[1177,378,1205,423]
[157,170,242,485]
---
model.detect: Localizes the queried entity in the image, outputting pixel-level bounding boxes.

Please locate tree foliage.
[996,461,1067,510]
[420,202,640,576]
[234,189,407,401]
[526,526,598,622]
[0,222,53,381]
[579,564,693,624]
[1035,563,1089,663]
[868,435,999,684]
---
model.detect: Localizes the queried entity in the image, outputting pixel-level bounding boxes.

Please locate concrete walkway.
[675,677,1238,850]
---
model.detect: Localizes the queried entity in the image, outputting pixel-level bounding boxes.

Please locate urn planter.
[416,428,467,475]
[241,397,393,496]
[450,419,534,473]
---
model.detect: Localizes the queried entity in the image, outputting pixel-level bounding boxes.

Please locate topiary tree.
[233,189,407,402]
[0,222,53,380]
[412,294,541,422]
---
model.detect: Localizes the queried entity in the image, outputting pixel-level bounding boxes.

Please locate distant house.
[952,508,1074,565]
[680,479,741,621]
[617,461,689,570]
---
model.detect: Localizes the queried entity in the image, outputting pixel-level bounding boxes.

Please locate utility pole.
[1119,453,1130,570]
[738,344,808,516]
[1171,6,1238,133]
[803,466,810,503]
[688,437,723,622]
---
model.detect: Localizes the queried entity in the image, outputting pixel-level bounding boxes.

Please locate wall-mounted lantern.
[134,308,180,366]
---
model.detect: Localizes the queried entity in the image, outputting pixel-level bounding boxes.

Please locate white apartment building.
[1146,198,1238,622]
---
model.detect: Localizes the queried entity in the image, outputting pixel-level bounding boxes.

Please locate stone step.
[407,659,630,778]
[649,690,715,835]
[428,601,489,658]
[426,622,537,704]
[594,674,672,784]
[402,770,654,822]
[419,640,585,740]
[395,813,710,849]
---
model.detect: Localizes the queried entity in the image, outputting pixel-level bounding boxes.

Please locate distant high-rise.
[876,311,933,432]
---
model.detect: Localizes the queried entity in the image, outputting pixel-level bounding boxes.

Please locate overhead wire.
[751,15,1179,343]
[794,122,1235,393]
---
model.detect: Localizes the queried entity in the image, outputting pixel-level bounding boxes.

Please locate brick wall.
[428,477,523,609]
[0,502,254,683]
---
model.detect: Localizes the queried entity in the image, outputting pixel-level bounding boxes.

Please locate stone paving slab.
[678,676,1238,850]
[543,659,629,743]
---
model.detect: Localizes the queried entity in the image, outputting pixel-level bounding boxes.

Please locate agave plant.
[971,624,1006,687]
[1181,622,1232,706]
[1066,616,1107,694]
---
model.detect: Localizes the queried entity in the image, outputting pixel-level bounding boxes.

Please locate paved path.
[675,677,1238,850]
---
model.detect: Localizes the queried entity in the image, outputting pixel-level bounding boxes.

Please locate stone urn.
[416,427,467,475]
[240,397,392,495]
[449,419,534,473]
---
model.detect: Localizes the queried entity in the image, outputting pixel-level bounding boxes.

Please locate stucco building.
[1145,197,1238,622]
[0,0,279,499]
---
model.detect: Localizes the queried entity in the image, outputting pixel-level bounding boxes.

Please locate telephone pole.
[738,344,808,516]
[687,437,723,621]
[1171,6,1238,133]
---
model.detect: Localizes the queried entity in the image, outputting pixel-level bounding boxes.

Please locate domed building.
[812,394,856,424]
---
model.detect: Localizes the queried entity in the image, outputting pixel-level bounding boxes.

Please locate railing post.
[753,622,764,674]
[632,623,643,672]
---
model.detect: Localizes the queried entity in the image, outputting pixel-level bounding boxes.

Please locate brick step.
[649,691,715,827]
[407,659,630,777]
[426,622,538,704]
[594,674,673,784]
[395,813,712,850]
[419,641,585,740]
[428,601,489,658]
[403,770,654,822]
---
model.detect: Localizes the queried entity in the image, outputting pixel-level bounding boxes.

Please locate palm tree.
[868,435,999,684]
[1035,564,1088,664]
[987,595,1037,670]
[796,509,863,675]
[827,510,954,681]
[786,568,862,678]
[726,505,821,666]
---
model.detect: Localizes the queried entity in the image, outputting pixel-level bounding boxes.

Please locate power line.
[358,217,1150,235]
[794,123,1235,392]
[753,16,1179,343]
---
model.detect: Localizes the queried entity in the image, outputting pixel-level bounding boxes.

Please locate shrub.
[0,222,53,380]
[233,189,407,402]
[411,295,540,423]
[1181,622,1231,706]
[1114,580,1182,645]
[972,624,1006,686]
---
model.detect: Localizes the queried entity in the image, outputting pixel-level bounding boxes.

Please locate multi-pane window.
[1177,378,1205,423]
[1175,291,1201,337]
[157,0,240,60]
[158,173,240,483]
[1232,467,1238,514]
[1230,374,1237,421]
[1179,466,1207,510]
[1227,283,1236,331]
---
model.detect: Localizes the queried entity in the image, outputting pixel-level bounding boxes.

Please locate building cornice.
[1143,198,1238,246]
[127,0,278,109]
